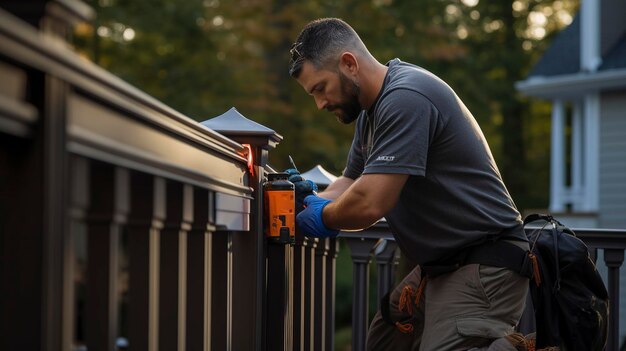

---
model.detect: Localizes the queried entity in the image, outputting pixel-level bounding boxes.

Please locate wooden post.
[159,181,193,351]
[186,188,215,351]
[127,173,165,351]
[85,162,128,351]
[604,249,624,351]
[201,108,282,350]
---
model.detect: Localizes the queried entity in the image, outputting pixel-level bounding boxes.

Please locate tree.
[74,0,578,210]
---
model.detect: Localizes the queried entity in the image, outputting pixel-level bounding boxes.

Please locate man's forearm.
[318,176,355,200]
[322,173,408,230]
[323,187,380,230]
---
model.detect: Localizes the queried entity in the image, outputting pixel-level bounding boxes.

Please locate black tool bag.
[524,214,609,351]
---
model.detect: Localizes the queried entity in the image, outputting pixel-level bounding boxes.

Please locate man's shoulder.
[387,58,430,75]
[386,60,440,89]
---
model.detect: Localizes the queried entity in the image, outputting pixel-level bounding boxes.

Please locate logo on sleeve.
[376,155,395,162]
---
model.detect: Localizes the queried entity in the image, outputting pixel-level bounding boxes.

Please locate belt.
[421,225,532,279]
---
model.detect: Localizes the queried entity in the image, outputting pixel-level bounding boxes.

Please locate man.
[288,18,531,351]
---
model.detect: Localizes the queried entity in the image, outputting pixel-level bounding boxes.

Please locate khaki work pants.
[366,263,529,351]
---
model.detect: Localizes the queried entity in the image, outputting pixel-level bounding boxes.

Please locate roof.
[527,13,626,78]
[200,107,277,136]
[600,31,626,71]
[528,14,581,77]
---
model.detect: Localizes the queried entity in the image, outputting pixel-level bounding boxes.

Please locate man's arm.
[318,176,355,200]
[322,173,408,230]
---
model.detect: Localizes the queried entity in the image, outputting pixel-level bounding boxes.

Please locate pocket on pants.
[478,265,515,304]
[456,317,509,339]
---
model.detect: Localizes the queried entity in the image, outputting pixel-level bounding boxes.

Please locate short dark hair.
[289,18,365,78]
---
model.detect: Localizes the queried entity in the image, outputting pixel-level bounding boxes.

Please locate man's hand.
[285,168,318,213]
[296,195,339,238]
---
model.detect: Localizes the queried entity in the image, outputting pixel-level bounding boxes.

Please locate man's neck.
[360,61,388,110]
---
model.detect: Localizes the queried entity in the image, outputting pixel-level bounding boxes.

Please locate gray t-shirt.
[344,59,525,265]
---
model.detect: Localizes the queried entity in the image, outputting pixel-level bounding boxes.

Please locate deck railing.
[0,2,260,349]
[0,3,340,350]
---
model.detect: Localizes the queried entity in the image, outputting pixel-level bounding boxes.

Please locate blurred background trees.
[74,0,578,211]
[72,0,578,348]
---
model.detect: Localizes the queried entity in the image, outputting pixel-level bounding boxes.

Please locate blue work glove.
[284,168,318,213]
[296,195,339,238]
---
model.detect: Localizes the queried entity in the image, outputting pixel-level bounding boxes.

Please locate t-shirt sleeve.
[364,89,441,176]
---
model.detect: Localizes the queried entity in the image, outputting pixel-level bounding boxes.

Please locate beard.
[329,72,362,124]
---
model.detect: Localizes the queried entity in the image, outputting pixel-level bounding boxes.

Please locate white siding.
[597,90,626,342]
[599,91,626,228]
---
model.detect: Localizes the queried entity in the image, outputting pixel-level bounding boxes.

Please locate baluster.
[293,233,309,350]
[67,156,89,350]
[159,181,193,350]
[186,188,215,350]
[306,238,317,350]
[85,162,128,351]
[325,238,339,351]
[127,173,165,351]
[374,239,399,310]
[159,181,193,351]
[604,249,624,351]
[288,243,295,350]
[211,230,232,350]
[314,238,329,351]
[43,73,69,351]
[345,235,379,351]
[266,241,294,351]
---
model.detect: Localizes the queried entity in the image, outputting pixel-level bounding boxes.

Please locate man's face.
[296,61,362,124]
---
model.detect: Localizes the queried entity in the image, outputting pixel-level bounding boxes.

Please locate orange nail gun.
[263,167,295,245]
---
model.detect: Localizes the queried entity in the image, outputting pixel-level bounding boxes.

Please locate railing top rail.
[0,7,246,160]
[340,222,626,250]
[339,220,394,241]
[533,227,626,250]
[525,226,626,246]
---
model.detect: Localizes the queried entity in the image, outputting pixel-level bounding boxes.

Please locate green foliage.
[74,0,577,210]
[334,325,353,351]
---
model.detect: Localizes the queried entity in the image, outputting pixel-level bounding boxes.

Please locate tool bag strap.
[523,213,551,225]
[523,213,565,292]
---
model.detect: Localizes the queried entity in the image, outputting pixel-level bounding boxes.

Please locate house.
[516,0,626,347]
[516,0,626,229]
